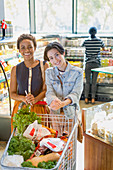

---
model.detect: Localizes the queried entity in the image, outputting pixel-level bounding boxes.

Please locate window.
[35,0,72,33]
[4,0,29,36]
[77,0,113,33]
[3,0,113,35]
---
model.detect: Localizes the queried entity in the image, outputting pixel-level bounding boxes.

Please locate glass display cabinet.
[82,101,113,170]
[91,66,113,102]
[0,62,11,141]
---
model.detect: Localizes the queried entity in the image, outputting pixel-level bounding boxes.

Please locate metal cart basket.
[1,113,77,170]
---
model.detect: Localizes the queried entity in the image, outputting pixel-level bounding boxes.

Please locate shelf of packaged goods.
[0,71,10,83]
[81,82,113,102]
[4,56,18,62]
[0,90,9,101]
[0,54,22,61]
[65,58,83,62]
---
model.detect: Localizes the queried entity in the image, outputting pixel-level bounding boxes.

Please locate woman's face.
[47,48,66,71]
[19,39,36,61]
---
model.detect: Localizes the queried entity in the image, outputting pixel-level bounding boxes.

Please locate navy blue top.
[16,60,46,97]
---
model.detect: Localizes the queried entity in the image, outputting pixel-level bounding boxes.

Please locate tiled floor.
[0,100,105,170]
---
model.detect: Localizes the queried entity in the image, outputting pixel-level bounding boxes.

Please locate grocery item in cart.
[28,152,60,167]
[7,135,35,161]
[13,106,42,134]
[1,114,77,170]
[3,155,24,167]
[40,138,65,152]
[23,120,51,140]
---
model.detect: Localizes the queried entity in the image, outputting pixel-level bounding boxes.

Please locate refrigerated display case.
[0,62,11,141]
[82,101,113,170]
[91,66,113,102]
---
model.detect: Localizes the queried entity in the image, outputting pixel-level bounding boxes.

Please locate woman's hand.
[25,94,36,106]
[50,98,72,110]
[50,98,64,110]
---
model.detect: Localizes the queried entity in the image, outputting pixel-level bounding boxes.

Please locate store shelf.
[0,71,10,83]
[81,82,113,102]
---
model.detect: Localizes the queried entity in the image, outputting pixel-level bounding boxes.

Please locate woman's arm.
[10,66,27,104]
[64,70,83,109]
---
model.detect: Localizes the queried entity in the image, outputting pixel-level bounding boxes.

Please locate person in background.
[82,27,105,104]
[10,34,49,132]
[44,41,83,135]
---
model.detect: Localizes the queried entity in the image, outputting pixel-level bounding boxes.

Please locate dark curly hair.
[17,34,37,49]
[44,41,65,61]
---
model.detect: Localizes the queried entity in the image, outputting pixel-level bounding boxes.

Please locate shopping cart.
[1,113,78,170]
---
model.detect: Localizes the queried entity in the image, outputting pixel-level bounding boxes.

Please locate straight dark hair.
[44,41,64,61]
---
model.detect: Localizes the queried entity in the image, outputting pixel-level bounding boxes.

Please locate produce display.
[3,106,69,169]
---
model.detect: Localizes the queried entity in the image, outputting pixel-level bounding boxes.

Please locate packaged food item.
[91,120,99,135]
[0,68,3,78]
[3,155,24,167]
[28,152,60,167]
[23,120,51,140]
[0,50,3,55]
[40,138,65,152]
[98,122,105,139]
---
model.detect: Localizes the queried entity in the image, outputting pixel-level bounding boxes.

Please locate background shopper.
[44,41,83,134]
[82,27,105,104]
[10,34,49,132]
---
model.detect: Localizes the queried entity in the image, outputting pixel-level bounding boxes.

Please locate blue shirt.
[45,62,83,119]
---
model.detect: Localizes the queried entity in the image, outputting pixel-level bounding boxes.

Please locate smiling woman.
[44,42,83,134]
[10,34,49,132]
[18,39,35,62]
